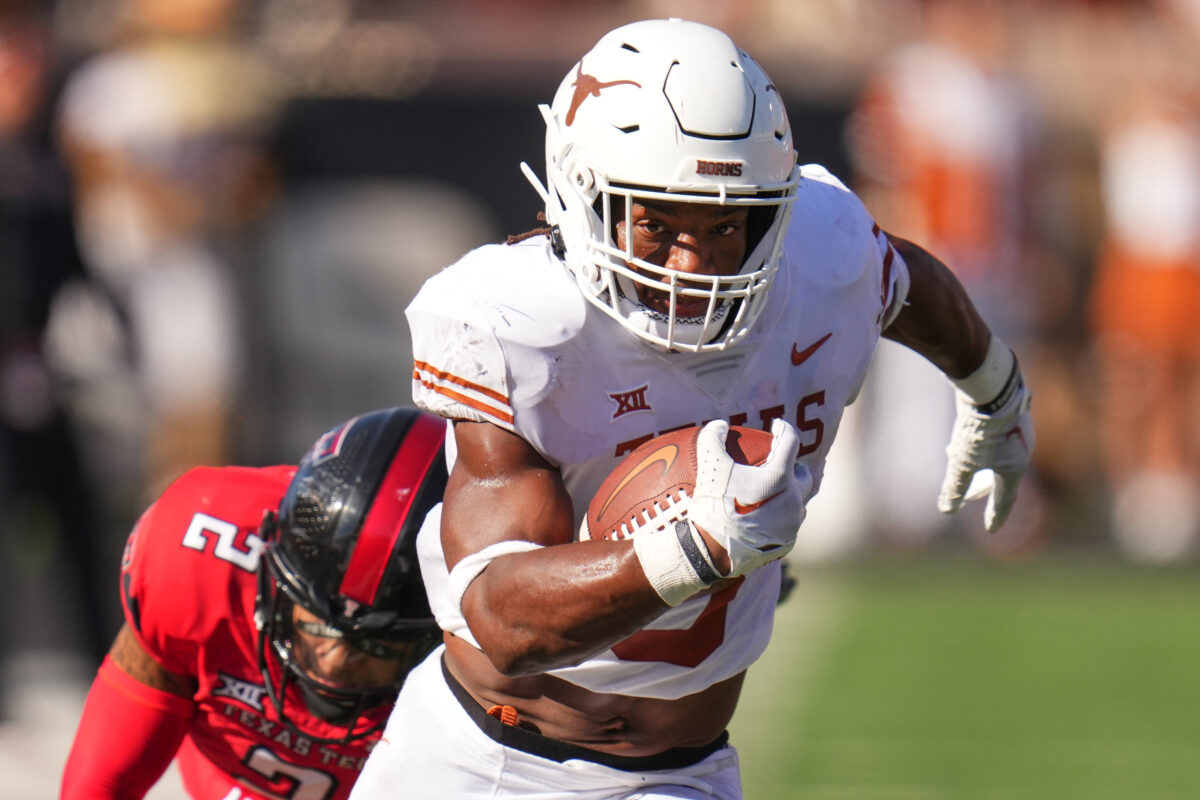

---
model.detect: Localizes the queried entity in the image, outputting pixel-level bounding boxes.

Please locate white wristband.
[633,521,721,607]
[952,337,1016,406]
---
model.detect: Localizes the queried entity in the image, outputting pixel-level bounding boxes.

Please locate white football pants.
[348,646,744,800]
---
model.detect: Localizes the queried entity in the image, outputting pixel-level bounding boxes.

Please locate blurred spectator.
[843,0,1050,555]
[0,1,109,691]
[51,0,281,503]
[1089,76,1200,562]
[251,177,499,461]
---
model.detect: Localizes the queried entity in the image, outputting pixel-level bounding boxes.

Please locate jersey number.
[243,746,337,800]
[611,579,743,667]
[182,513,265,573]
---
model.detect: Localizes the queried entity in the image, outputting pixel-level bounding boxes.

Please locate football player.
[351,18,1035,800]
[61,407,447,800]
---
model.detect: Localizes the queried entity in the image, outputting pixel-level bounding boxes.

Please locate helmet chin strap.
[611,275,733,350]
[267,635,395,737]
[617,296,728,348]
[294,680,388,726]
[257,577,391,744]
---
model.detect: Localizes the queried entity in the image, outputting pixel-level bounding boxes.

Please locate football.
[582,425,773,542]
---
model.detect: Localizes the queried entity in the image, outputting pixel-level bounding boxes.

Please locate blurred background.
[1,0,1198,797]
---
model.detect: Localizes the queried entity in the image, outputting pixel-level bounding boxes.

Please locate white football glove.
[688,418,811,577]
[939,358,1035,533]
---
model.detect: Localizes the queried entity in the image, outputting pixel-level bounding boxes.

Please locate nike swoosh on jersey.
[596,445,678,519]
[791,332,833,366]
[733,489,785,515]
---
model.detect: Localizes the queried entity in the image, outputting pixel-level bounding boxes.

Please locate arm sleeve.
[60,656,194,800]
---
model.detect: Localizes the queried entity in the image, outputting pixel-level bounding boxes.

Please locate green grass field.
[731,554,1200,800]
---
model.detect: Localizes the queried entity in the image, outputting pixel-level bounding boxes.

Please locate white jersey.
[408,165,907,699]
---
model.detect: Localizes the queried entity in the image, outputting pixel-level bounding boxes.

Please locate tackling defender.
[352,18,1035,800]
[62,407,447,800]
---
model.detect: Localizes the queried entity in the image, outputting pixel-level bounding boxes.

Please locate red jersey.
[119,465,389,800]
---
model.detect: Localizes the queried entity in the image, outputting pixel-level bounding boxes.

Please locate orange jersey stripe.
[413,372,514,425]
[413,360,510,406]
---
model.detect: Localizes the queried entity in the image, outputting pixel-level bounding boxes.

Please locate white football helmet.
[523,18,799,352]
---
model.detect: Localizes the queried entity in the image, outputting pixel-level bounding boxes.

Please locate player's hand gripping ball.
[582,420,809,607]
[581,424,774,543]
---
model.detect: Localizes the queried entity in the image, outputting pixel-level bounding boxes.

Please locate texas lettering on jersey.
[218,702,369,769]
[611,391,828,459]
